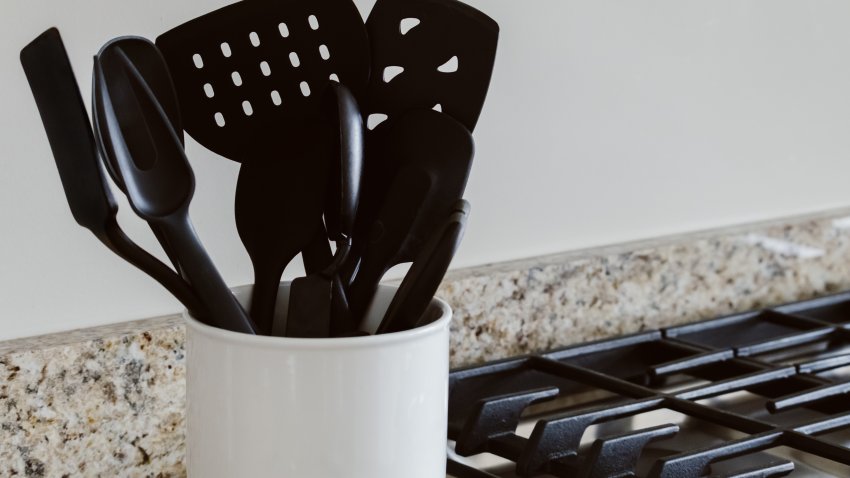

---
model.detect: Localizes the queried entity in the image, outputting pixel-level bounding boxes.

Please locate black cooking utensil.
[20,28,204,317]
[282,83,363,338]
[343,0,498,283]
[91,36,186,277]
[376,200,469,334]
[346,109,475,325]
[156,0,370,334]
[93,39,256,334]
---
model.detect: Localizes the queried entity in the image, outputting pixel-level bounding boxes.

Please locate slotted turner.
[344,0,499,283]
[156,0,370,334]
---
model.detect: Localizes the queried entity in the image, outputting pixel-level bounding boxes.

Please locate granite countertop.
[4,208,850,476]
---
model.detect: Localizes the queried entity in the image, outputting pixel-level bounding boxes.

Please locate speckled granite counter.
[4,209,850,477]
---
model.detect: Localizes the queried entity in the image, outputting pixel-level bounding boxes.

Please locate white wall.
[3,0,850,341]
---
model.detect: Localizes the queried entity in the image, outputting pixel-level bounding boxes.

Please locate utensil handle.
[102,218,206,318]
[249,266,284,336]
[160,213,256,334]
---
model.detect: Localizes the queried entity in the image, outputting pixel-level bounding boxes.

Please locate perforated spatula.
[20,28,204,317]
[156,0,370,334]
[94,39,256,334]
[343,0,499,283]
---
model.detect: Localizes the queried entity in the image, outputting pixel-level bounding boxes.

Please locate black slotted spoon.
[343,0,499,284]
[156,0,370,334]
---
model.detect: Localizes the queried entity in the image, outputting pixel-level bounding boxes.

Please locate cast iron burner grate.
[445,291,850,477]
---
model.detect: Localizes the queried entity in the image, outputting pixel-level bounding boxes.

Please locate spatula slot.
[308,15,320,31]
[278,22,290,38]
[231,71,243,86]
[400,18,421,35]
[249,32,261,47]
[289,52,301,68]
[437,55,459,73]
[204,83,214,98]
[300,81,311,96]
[214,112,225,127]
[220,42,232,58]
[271,90,282,106]
[192,53,204,69]
[367,113,388,130]
[329,73,340,82]
[242,100,254,116]
[383,66,404,83]
[319,44,331,60]
[260,61,271,77]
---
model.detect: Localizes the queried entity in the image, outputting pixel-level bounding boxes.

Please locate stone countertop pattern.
[4,208,850,476]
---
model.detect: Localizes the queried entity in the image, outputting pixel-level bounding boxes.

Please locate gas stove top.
[445,291,850,477]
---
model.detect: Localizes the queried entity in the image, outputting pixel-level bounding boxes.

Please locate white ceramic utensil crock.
[183,283,451,478]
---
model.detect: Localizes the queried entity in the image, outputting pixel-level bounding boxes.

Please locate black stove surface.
[446,291,850,477]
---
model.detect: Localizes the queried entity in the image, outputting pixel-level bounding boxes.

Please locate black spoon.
[282,83,364,338]
[20,28,204,317]
[93,39,256,334]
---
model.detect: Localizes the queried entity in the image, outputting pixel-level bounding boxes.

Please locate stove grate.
[446,291,850,477]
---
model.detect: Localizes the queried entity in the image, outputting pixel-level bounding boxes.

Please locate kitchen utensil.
[342,0,499,283]
[375,200,469,334]
[20,28,204,317]
[283,83,364,338]
[90,36,185,276]
[346,109,475,325]
[156,0,370,333]
[93,39,256,334]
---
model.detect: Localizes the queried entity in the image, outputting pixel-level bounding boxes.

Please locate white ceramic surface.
[183,284,451,478]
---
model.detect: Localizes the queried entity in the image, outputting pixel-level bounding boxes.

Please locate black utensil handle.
[159,213,256,334]
[249,266,286,336]
[102,218,205,318]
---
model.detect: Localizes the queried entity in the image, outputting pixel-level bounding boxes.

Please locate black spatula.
[282,83,363,338]
[346,109,475,325]
[20,28,204,317]
[94,39,256,334]
[343,0,498,283]
[375,200,469,334]
[156,0,370,334]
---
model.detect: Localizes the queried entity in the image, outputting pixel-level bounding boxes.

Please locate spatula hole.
[367,113,388,130]
[215,112,226,127]
[400,18,421,35]
[231,71,243,86]
[192,54,204,69]
[438,56,458,73]
[221,42,232,58]
[308,15,320,30]
[279,22,290,37]
[271,90,282,106]
[319,44,331,60]
[329,73,340,83]
[204,83,215,98]
[242,100,254,116]
[300,81,311,96]
[249,32,261,47]
[289,52,301,68]
[383,66,404,83]
[433,103,442,112]
[260,61,271,76]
